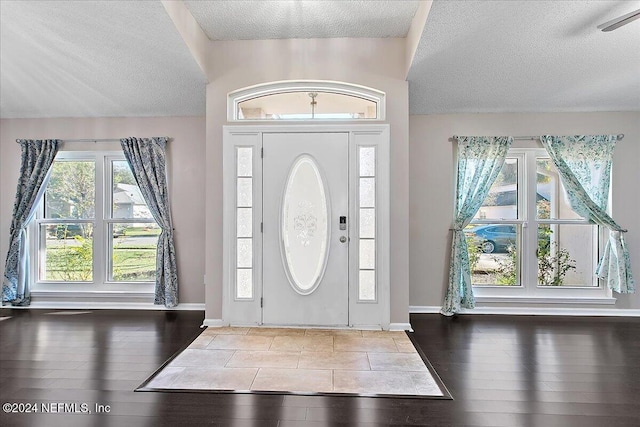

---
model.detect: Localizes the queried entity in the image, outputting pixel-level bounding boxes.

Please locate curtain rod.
[15,137,170,144]
[452,134,624,141]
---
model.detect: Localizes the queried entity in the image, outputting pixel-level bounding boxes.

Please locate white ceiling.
[410,0,640,113]
[184,0,421,40]
[0,1,638,119]
[0,0,206,118]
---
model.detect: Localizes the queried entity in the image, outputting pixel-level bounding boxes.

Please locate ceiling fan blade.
[597,9,640,32]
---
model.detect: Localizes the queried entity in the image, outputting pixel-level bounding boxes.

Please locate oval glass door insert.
[281,155,330,295]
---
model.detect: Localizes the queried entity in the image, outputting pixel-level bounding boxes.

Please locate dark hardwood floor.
[1,309,639,426]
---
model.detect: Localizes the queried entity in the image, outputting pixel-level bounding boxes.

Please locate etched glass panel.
[359,208,375,238]
[237,208,252,237]
[359,147,376,176]
[282,156,329,294]
[237,178,252,207]
[359,178,375,208]
[359,270,376,301]
[358,145,377,302]
[237,147,253,177]
[359,239,375,270]
[237,238,252,268]
[236,269,253,299]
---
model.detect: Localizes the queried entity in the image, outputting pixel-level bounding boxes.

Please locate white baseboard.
[474,296,617,305]
[202,318,228,327]
[7,301,205,311]
[389,322,414,332]
[409,306,442,314]
[409,305,640,317]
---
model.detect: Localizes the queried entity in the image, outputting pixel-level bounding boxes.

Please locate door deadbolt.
[339,236,348,243]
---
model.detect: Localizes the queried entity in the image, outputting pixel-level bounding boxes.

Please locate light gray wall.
[0,116,206,304]
[409,112,640,309]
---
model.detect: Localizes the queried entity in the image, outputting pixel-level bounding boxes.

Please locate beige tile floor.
[145,327,444,397]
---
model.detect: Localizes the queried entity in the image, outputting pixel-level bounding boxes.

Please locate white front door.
[262,132,349,326]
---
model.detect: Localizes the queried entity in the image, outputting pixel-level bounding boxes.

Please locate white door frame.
[222,124,390,329]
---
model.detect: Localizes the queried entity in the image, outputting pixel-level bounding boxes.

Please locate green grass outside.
[45,244,156,282]
[118,227,161,237]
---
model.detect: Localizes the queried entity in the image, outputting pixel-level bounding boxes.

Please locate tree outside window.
[37,154,158,284]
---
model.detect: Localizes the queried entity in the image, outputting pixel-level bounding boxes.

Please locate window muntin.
[469,150,599,290]
[36,152,157,285]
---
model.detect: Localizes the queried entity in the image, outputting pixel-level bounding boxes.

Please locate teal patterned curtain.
[441,136,513,316]
[540,135,634,293]
[2,139,59,306]
[120,137,178,307]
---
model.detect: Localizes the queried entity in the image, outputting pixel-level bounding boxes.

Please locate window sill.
[31,289,154,299]
[474,295,617,305]
[33,283,154,293]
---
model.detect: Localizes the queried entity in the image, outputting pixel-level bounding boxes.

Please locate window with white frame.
[467,148,602,296]
[33,152,158,286]
[228,81,385,121]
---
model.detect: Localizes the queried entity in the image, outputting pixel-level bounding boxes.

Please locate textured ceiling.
[0,0,206,118]
[408,0,640,113]
[184,0,421,40]
[1,1,638,119]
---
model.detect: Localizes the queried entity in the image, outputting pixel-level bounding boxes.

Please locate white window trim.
[471,148,613,303]
[227,80,386,122]
[30,151,156,294]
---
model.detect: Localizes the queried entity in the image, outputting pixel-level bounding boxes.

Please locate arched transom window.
[228,81,385,121]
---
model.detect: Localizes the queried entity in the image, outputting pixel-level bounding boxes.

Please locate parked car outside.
[465,224,550,254]
[465,225,516,253]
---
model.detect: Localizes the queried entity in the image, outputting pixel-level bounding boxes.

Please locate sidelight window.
[235,147,254,299]
[358,146,377,301]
